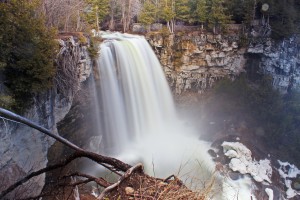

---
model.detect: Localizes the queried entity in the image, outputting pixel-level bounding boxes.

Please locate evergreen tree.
[174,0,190,23]
[85,0,109,30]
[224,0,245,23]
[159,0,175,32]
[264,0,299,39]
[138,0,157,31]
[243,0,256,25]
[195,0,208,30]
[0,0,56,111]
[188,0,197,23]
[207,0,230,33]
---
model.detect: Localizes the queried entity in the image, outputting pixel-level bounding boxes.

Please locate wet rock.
[293,181,300,191]
[229,172,240,180]
[208,149,217,158]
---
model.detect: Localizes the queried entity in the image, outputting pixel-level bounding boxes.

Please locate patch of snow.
[278,160,300,199]
[265,188,274,200]
[230,158,247,173]
[222,142,272,183]
[225,149,238,158]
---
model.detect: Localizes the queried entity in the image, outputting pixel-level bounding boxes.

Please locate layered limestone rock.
[248,37,300,93]
[147,32,246,94]
[0,36,92,199]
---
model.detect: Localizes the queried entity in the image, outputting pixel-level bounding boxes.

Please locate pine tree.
[174,0,190,23]
[195,0,208,30]
[0,0,56,111]
[264,0,299,39]
[138,0,157,31]
[159,0,175,32]
[243,0,256,25]
[85,0,109,31]
[207,0,230,33]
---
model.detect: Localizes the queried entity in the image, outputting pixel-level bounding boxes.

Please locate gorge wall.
[147,31,300,94]
[147,32,246,94]
[248,37,300,93]
[0,36,92,198]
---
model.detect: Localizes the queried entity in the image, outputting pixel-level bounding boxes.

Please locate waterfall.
[96,33,177,153]
[93,32,214,179]
[92,32,255,199]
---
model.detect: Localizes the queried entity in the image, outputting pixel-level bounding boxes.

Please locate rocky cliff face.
[248,37,300,93]
[148,31,300,94]
[0,36,92,199]
[147,32,246,94]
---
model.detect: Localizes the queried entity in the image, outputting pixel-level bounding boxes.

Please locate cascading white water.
[96,33,177,153]
[95,32,215,181]
[93,32,256,199]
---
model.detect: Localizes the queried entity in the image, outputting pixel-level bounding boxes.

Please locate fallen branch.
[0,108,83,152]
[62,172,111,188]
[0,108,132,199]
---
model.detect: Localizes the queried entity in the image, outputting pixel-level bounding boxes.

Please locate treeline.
[36,0,300,37]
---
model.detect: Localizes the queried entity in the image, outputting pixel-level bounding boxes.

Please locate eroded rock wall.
[147,32,246,94]
[0,36,92,199]
[248,37,300,93]
[148,31,300,94]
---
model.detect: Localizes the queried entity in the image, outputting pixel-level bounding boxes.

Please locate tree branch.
[0,108,132,199]
[98,163,144,199]
[62,172,111,188]
[0,108,83,152]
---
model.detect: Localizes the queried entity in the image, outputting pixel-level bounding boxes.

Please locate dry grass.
[103,170,215,200]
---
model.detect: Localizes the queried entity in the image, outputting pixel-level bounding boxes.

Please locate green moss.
[88,36,102,60]
[0,95,15,110]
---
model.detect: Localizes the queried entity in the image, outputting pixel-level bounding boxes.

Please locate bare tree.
[109,0,118,30]
[119,0,142,32]
[40,0,86,31]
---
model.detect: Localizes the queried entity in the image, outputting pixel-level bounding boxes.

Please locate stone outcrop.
[147,32,246,94]
[248,37,300,93]
[0,36,92,199]
[148,31,300,94]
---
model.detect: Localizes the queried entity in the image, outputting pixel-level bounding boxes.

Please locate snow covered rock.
[222,141,272,183]
[278,161,300,199]
[265,188,274,200]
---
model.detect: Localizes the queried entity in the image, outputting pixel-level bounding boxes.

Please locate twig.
[62,172,111,188]
[98,163,144,199]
